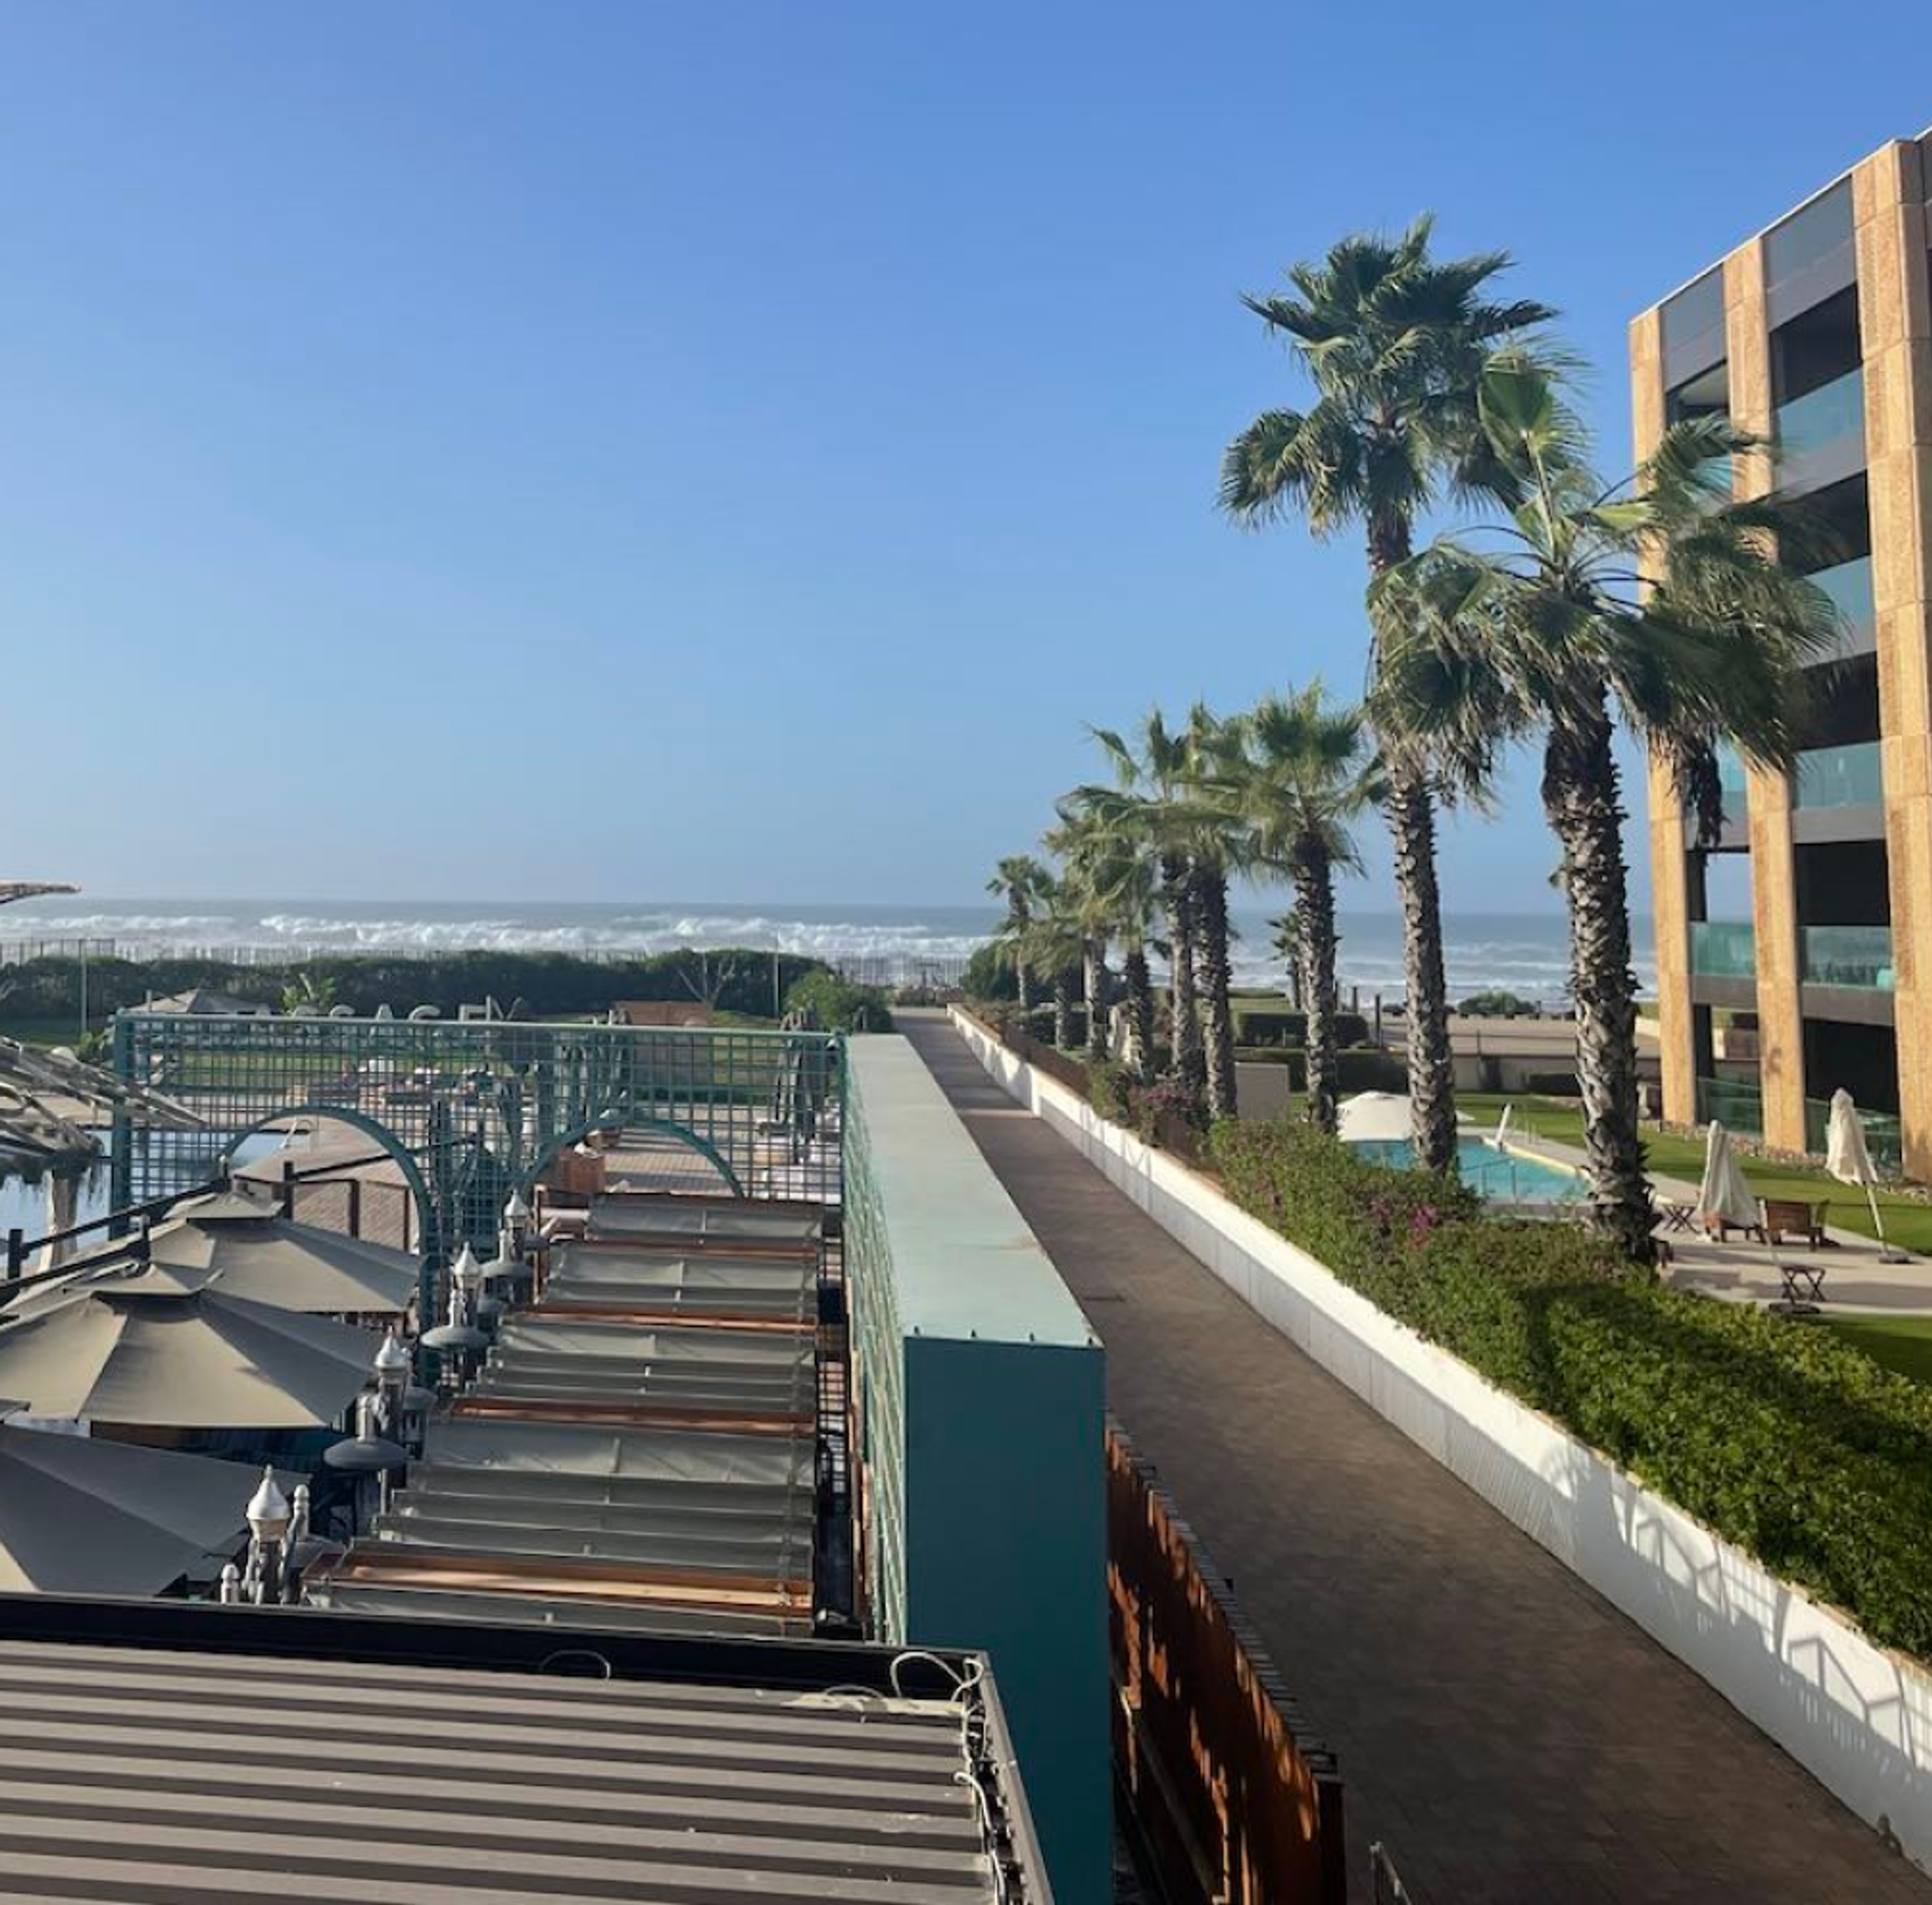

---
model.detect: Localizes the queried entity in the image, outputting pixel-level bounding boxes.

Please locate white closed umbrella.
[1698,1121,1759,1235]
[1825,1088,1909,1263]
[1336,1092,1415,1145]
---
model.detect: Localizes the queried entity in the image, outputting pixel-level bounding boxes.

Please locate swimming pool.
[1351,1134,1588,1206]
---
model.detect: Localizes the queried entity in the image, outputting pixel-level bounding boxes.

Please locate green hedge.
[1232,1008,1371,1049]
[1232,1048,1407,1093]
[0,949,831,1027]
[783,969,894,1032]
[1208,1119,1932,1661]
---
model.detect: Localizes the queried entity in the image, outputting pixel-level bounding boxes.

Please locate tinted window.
[1662,270,1725,355]
[1765,181,1853,287]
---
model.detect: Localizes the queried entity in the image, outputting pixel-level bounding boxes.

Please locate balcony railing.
[1691,920,1757,980]
[1775,368,1865,464]
[1801,924,1894,990]
[1808,554,1875,648]
[1794,740,1883,810]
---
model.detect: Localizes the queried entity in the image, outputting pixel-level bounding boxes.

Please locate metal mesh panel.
[111,1016,844,1256]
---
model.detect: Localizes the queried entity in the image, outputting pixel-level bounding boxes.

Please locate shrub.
[1205,1118,1932,1660]
[1232,1008,1372,1049]
[961,944,1017,1002]
[1457,990,1544,1019]
[784,970,894,1032]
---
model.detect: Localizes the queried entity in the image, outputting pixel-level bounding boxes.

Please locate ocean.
[0,896,1656,1007]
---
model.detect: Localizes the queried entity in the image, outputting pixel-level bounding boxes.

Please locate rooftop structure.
[0,1592,1051,1903]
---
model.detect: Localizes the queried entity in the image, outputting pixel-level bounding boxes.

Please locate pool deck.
[1493,1126,1932,1315]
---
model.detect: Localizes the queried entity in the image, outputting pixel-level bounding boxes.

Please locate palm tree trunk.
[1194,865,1239,1121]
[1083,942,1110,1063]
[1052,971,1075,1051]
[1123,944,1156,1083]
[1385,761,1457,1170]
[1297,841,1341,1135]
[1370,512,1459,1173]
[1015,960,1034,1014]
[1162,852,1205,1110]
[1543,698,1656,1264]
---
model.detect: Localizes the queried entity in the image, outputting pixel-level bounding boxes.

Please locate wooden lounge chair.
[1759,1197,1829,1250]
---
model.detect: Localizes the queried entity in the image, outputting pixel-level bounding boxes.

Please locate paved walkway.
[897,1014,1930,1904]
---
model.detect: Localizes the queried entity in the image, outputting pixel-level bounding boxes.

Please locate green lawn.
[1820,1314,1932,1388]
[1457,1090,1932,1253]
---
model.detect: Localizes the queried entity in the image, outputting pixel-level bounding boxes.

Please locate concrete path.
[897,1013,1930,1905]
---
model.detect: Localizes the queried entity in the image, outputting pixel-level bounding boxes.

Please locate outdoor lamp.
[323,1392,410,1474]
[246,1465,291,1547]
[217,1561,241,1605]
[450,1242,485,1302]
[373,1331,411,1437]
[503,1188,531,1248]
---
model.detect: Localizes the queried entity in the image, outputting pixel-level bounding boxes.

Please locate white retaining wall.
[950,1006,1932,1876]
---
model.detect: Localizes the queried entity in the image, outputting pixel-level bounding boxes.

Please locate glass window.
[1765,180,1853,287]
[1661,270,1725,355]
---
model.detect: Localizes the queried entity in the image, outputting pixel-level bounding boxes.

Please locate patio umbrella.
[1336,1092,1415,1145]
[1825,1088,1910,1263]
[0,1265,374,1428]
[0,1420,280,1594]
[1698,1121,1759,1233]
[145,1189,418,1314]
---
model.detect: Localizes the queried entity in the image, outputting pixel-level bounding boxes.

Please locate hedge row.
[0,949,833,1027]
[1208,1119,1932,1662]
[1233,1008,1371,1049]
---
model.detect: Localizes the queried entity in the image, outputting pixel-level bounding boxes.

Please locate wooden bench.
[1759,1197,1829,1250]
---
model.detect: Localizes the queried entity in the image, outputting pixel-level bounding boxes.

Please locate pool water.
[1352,1135,1588,1206]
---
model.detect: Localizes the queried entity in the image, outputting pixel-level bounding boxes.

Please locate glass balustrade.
[1775,369,1865,463]
[1794,740,1883,809]
[1801,924,1894,990]
[1691,920,1756,979]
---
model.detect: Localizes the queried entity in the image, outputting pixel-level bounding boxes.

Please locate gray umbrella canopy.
[0,1266,374,1428]
[146,1191,418,1315]
[0,1424,272,1593]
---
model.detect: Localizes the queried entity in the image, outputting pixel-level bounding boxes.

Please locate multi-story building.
[1632,131,1932,1178]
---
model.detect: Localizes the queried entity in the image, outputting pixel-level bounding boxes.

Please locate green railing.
[1801,925,1895,990]
[1794,740,1884,809]
[1776,368,1865,463]
[1691,920,1757,980]
[110,1013,845,1248]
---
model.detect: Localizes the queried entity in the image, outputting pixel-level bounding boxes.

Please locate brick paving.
[898,1013,1931,1904]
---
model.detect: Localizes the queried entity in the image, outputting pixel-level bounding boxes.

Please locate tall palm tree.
[1377,355,1838,1259]
[1015,871,1086,1051]
[1183,704,1244,1122]
[985,855,1049,1011]
[1056,786,1162,1082]
[1221,687,1384,1134]
[1221,217,1555,1172]
[1087,712,1210,1117]
[1045,806,1120,1065]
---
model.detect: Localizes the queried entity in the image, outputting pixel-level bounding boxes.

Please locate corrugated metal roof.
[587,1193,826,1250]
[0,1630,1035,1902]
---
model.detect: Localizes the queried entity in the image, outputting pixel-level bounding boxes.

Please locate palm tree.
[1183,704,1244,1122]
[1221,217,1555,1171]
[985,855,1049,1012]
[1057,786,1163,1082]
[1086,712,1210,1117]
[1044,807,1119,1065]
[1015,872,1086,1051]
[1376,354,1838,1259]
[1221,687,1384,1134]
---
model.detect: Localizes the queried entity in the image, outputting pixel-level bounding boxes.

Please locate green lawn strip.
[1821,1314,1932,1389]
[1456,1091,1932,1254]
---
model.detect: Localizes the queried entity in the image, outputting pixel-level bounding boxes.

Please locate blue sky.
[0,2,1923,909]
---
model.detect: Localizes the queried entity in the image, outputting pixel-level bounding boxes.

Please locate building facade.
[1632,132,1932,1179]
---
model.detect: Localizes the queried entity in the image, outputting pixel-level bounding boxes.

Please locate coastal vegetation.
[981,219,1849,1265]
[0,947,845,1036]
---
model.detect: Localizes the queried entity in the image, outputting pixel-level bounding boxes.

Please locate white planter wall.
[950,1007,1932,1876]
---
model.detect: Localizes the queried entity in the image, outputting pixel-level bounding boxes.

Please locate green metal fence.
[110,1014,844,1266]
